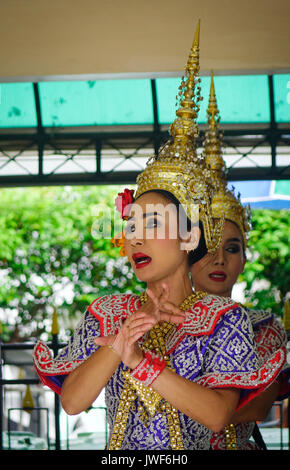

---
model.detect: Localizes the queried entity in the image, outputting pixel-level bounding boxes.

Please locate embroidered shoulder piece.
[166,295,241,354]
[254,317,287,357]
[88,293,140,336]
[33,308,101,394]
[196,348,285,395]
[246,308,273,328]
[34,340,82,374]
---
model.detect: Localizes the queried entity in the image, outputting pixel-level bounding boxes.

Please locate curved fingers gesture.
[146,284,186,324]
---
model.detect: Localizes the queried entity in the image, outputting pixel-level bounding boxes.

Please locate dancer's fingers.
[129,317,155,331]
[159,283,170,304]
[127,325,154,346]
[160,301,185,316]
[128,320,155,338]
[146,288,159,307]
[159,311,185,324]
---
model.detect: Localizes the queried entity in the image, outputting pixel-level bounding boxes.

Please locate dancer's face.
[190,220,246,298]
[124,192,200,284]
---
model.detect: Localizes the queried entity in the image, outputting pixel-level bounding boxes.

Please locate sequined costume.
[202,74,290,450]
[34,293,286,450]
[33,24,287,450]
[210,308,290,450]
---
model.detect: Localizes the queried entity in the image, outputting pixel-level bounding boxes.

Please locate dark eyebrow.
[144,211,162,218]
[128,211,162,221]
[226,237,242,243]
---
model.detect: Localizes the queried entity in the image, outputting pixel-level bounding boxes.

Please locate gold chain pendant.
[108,381,136,450]
[140,290,207,313]
[224,424,238,450]
[108,291,205,450]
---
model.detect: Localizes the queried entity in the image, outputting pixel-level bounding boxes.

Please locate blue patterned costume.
[34,293,286,450]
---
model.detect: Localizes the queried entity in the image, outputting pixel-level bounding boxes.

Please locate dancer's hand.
[94,312,155,369]
[146,284,186,324]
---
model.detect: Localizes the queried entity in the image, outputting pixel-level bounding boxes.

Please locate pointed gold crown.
[135,21,221,253]
[204,73,251,245]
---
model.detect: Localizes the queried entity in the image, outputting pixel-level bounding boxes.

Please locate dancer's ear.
[180,226,201,252]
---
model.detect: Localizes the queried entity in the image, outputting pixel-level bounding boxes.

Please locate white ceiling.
[0,0,290,81]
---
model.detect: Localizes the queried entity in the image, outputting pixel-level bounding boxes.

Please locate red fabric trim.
[166,300,240,354]
[254,317,287,357]
[34,341,82,375]
[196,348,286,411]
[37,372,62,396]
[33,341,82,396]
[87,294,138,336]
[131,351,167,386]
[181,298,240,336]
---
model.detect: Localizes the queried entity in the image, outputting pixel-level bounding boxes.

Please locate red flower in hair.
[115,188,135,220]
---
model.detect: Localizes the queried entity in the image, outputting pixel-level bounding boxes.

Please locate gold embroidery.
[224,424,238,450]
[108,291,205,450]
[108,381,136,450]
[123,370,163,417]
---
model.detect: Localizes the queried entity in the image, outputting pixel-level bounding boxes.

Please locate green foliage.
[0,185,144,342]
[240,209,290,317]
[0,187,288,341]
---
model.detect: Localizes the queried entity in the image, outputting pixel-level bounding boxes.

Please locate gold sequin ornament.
[108,289,207,450]
[108,381,136,450]
[203,73,251,246]
[135,21,222,255]
[224,424,238,450]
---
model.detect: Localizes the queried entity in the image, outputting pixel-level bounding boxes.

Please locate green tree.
[0,185,144,342]
[0,187,288,342]
[240,209,289,317]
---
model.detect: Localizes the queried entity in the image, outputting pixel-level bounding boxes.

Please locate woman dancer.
[33,24,286,450]
[190,74,290,450]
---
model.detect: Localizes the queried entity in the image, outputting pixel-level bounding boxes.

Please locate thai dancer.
[33,23,286,450]
[190,74,290,449]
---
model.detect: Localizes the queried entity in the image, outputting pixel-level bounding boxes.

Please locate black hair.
[137,189,208,266]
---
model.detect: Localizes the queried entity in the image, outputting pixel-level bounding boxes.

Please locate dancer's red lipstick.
[208,271,227,282]
[132,252,152,269]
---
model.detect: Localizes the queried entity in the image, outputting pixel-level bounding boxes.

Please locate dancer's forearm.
[151,367,239,433]
[61,346,120,415]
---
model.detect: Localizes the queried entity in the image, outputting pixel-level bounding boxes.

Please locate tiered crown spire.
[135,21,222,253]
[203,73,251,244]
[169,20,201,147]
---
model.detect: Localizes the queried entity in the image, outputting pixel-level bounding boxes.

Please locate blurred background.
[0,0,289,451]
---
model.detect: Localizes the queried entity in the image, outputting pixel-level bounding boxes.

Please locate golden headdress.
[135,21,221,253]
[203,72,251,245]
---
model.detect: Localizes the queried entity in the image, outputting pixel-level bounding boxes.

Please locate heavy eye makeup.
[145,216,161,229]
[225,244,241,254]
[125,214,161,234]
[224,238,243,254]
[125,221,136,233]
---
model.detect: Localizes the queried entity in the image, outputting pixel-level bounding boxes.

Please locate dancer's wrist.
[130,351,167,386]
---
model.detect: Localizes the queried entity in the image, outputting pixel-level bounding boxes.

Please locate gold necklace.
[108,290,206,450]
[224,424,238,450]
[139,290,207,312]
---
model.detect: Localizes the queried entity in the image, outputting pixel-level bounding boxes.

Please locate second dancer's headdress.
[203,73,251,245]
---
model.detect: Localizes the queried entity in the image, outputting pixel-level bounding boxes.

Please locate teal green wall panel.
[156,75,270,124]
[273,74,290,123]
[0,83,37,128]
[38,79,154,127]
